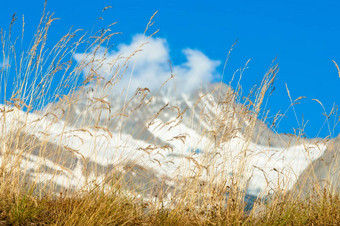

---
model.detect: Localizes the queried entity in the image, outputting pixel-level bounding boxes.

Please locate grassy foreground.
[0,4,339,226]
[0,189,338,225]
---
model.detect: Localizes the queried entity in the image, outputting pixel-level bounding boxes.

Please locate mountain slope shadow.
[292,136,340,197]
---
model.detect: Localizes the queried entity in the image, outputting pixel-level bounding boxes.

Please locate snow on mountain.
[0,82,333,202]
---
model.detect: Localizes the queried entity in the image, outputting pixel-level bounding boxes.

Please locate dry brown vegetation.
[0,4,339,225]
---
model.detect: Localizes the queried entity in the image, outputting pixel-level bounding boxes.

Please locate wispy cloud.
[74,34,220,95]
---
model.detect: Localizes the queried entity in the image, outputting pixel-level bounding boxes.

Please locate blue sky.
[1,0,340,138]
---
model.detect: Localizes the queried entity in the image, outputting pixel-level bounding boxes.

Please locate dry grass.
[0,3,339,225]
[0,188,338,225]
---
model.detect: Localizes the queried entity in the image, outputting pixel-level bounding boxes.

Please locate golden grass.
[0,3,338,225]
[0,188,338,225]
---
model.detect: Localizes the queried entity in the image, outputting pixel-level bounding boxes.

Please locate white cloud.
[74,34,220,95]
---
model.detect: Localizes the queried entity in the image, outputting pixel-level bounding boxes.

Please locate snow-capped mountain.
[0,82,336,202]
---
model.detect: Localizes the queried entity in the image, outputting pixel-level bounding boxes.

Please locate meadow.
[0,6,339,225]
